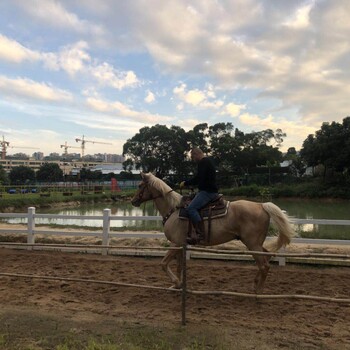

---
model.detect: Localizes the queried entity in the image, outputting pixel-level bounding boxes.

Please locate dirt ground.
[0,245,350,349]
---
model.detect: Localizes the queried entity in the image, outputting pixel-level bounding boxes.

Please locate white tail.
[262,202,296,252]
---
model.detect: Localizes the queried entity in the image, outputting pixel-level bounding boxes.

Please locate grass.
[0,189,134,211]
[0,310,231,350]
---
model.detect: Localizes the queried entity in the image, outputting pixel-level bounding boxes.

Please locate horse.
[131,172,295,294]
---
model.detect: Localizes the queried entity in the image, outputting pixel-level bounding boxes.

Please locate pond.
[3,198,350,240]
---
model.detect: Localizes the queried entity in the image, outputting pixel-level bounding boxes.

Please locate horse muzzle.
[131,198,141,207]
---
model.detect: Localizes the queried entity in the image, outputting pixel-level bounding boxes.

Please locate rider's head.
[190,147,204,163]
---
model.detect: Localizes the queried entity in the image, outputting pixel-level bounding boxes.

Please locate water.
[4,201,163,230]
[3,198,350,239]
[272,199,350,240]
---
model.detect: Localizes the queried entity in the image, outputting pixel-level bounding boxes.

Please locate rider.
[180,147,219,244]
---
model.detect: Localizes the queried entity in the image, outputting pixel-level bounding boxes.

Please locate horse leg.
[252,247,271,294]
[161,249,182,288]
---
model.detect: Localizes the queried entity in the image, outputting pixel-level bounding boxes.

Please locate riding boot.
[186,221,205,245]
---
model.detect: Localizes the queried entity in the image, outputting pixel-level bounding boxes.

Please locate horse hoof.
[169,284,182,290]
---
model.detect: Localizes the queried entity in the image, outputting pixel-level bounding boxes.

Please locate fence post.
[277,247,286,266]
[102,208,111,255]
[27,207,35,249]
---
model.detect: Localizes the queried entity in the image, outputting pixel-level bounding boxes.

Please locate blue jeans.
[186,191,218,224]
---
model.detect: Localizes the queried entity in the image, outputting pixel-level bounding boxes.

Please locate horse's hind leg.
[252,247,271,294]
[161,248,182,288]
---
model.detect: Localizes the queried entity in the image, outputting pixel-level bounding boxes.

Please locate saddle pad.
[179,200,230,221]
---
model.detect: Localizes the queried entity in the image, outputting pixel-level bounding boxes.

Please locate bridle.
[136,182,177,225]
[137,182,173,202]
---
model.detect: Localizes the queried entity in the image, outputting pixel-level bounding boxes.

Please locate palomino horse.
[131,172,295,293]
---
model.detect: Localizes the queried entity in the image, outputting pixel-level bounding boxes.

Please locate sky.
[0,0,350,157]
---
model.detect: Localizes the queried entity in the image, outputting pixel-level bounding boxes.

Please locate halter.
[138,182,173,202]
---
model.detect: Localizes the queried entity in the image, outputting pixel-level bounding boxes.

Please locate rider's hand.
[179,181,186,189]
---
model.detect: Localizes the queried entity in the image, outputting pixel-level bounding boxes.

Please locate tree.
[9,166,35,184]
[0,165,9,185]
[186,123,209,152]
[36,163,63,182]
[123,124,190,178]
[122,123,286,184]
[300,118,350,179]
[79,168,103,182]
[236,129,283,171]
[208,122,240,173]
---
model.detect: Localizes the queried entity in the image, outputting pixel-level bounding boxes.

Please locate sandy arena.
[0,245,349,349]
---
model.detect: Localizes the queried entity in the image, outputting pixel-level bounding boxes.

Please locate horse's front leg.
[161,248,182,289]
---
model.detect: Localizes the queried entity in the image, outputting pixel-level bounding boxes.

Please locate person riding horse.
[180,147,219,244]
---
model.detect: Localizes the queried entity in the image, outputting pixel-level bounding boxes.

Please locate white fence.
[0,207,349,265]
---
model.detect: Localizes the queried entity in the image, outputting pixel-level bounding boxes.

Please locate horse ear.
[141,172,151,181]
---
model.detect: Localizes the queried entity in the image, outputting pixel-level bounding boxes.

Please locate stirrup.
[186,235,204,245]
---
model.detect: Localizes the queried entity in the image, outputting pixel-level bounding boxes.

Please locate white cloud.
[0,36,140,91]
[90,63,139,90]
[173,83,223,109]
[86,97,172,123]
[14,0,105,36]
[0,34,41,63]
[239,112,316,151]
[223,102,246,117]
[283,2,315,29]
[0,75,73,102]
[145,91,155,103]
[42,41,91,76]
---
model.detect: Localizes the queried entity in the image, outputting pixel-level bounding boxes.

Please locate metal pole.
[181,244,187,326]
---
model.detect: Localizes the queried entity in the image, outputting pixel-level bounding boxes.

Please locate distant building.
[32,152,44,161]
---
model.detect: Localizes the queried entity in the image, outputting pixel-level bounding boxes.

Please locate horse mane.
[145,173,182,207]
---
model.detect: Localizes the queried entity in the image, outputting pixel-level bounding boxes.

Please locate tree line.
[0,163,115,185]
[2,117,350,186]
[123,117,350,186]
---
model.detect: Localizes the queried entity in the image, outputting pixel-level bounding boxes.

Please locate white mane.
[145,173,182,207]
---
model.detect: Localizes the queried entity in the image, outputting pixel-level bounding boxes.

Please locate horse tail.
[262,202,296,252]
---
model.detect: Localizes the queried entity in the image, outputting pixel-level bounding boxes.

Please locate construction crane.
[60,141,81,156]
[1,135,39,159]
[75,135,112,157]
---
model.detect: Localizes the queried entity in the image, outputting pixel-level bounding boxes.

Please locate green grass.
[0,189,134,211]
[0,316,230,350]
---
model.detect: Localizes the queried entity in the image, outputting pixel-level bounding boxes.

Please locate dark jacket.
[185,157,218,193]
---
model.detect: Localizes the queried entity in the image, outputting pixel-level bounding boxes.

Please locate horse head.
[131,172,162,207]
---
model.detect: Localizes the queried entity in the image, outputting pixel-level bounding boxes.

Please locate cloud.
[0,34,41,63]
[223,102,246,117]
[90,62,140,90]
[173,83,223,109]
[0,35,140,91]
[283,1,315,29]
[13,0,105,37]
[86,96,172,123]
[239,112,316,151]
[0,75,73,102]
[144,90,155,103]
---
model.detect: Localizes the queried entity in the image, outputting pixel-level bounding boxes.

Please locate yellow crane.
[60,141,81,156]
[75,135,112,157]
[1,135,39,159]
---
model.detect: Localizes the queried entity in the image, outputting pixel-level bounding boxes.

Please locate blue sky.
[1,0,349,156]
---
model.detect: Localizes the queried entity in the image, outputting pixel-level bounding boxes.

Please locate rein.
[138,183,177,225]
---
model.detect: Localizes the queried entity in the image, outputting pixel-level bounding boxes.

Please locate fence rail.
[0,207,349,265]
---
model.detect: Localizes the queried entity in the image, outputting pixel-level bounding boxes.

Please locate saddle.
[178,194,229,244]
[178,194,229,220]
